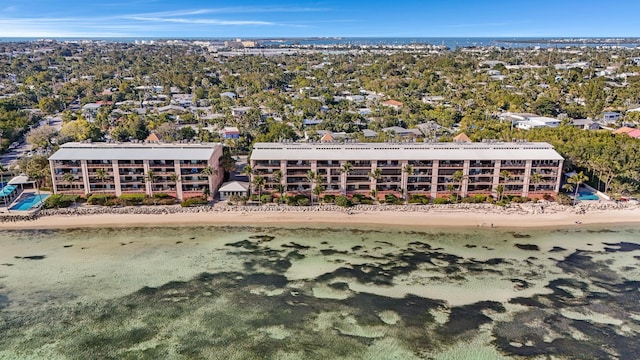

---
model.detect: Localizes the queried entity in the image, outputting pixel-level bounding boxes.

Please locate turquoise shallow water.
[1,224,639,359]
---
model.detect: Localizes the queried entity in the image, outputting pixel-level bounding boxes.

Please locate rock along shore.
[1,200,637,224]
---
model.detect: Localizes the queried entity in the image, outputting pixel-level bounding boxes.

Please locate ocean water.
[2,37,640,49]
[0,224,639,359]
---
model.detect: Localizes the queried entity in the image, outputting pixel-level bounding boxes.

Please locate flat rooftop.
[251,142,564,161]
[49,142,222,161]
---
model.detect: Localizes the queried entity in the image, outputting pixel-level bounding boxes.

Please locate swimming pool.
[9,193,49,211]
[577,191,599,201]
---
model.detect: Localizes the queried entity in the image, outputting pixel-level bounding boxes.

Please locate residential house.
[230,106,252,117]
[82,103,102,120]
[382,100,404,110]
[500,113,560,130]
[220,91,237,99]
[49,142,224,200]
[601,112,622,124]
[218,181,249,201]
[249,141,563,200]
[571,119,600,130]
[382,126,423,138]
[220,126,240,139]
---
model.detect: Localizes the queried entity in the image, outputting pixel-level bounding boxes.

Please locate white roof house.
[49,142,222,161]
[500,113,561,130]
[515,116,561,130]
[219,181,249,192]
[250,142,564,162]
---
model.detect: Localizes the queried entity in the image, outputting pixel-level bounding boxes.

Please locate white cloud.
[123,16,274,26]
[0,5,332,37]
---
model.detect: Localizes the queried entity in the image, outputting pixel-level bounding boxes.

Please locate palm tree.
[313,174,325,205]
[272,169,284,196]
[340,162,353,195]
[499,170,511,201]
[370,189,378,203]
[0,164,7,208]
[0,163,6,188]
[452,170,464,202]
[169,172,180,192]
[402,164,415,201]
[530,172,544,194]
[145,169,156,203]
[252,175,265,202]
[496,184,505,202]
[242,165,253,178]
[201,166,217,199]
[30,168,45,202]
[62,172,78,207]
[63,172,74,193]
[563,183,574,194]
[306,170,317,205]
[95,168,108,195]
[368,167,382,193]
[567,171,589,206]
[447,183,456,200]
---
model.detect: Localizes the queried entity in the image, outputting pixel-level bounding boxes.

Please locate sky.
[1,0,639,38]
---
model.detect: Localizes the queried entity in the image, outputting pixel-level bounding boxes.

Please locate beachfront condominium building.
[249,141,564,200]
[49,142,224,200]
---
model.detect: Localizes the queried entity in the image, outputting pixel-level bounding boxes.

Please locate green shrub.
[556,193,572,205]
[153,193,171,199]
[351,194,374,205]
[260,194,273,204]
[473,194,488,203]
[43,194,81,209]
[119,193,146,205]
[87,194,116,206]
[335,195,352,208]
[180,196,209,207]
[461,194,488,204]
[157,197,178,205]
[284,194,308,206]
[322,194,336,204]
[384,194,402,205]
[433,197,450,205]
[408,194,430,204]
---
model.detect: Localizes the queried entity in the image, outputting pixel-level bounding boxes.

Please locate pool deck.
[4,191,51,213]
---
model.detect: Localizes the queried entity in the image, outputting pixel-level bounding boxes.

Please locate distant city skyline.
[1,0,639,38]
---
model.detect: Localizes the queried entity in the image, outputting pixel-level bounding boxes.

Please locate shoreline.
[3,205,640,230]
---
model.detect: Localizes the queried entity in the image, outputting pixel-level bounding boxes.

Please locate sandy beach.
[3,206,640,229]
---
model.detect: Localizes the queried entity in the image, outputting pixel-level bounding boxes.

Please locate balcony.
[469,162,495,168]
[317,161,341,168]
[54,163,82,169]
[286,162,311,168]
[86,163,112,169]
[500,162,526,168]
[254,160,281,167]
[438,161,464,168]
[378,162,400,168]
[408,161,433,167]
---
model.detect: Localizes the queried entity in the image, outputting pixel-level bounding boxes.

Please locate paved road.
[1,116,62,167]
